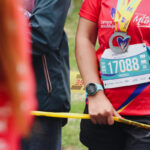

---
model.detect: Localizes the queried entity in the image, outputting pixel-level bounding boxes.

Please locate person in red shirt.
[0,0,37,150]
[76,0,150,150]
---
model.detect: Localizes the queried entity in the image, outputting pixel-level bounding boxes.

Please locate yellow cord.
[31,111,90,119]
[31,111,150,130]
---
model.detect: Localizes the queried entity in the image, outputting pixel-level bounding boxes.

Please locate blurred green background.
[62,0,87,150]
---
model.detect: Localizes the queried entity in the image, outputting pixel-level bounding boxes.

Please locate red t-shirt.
[79,0,150,116]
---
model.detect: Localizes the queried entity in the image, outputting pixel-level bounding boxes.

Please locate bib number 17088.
[108,57,140,74]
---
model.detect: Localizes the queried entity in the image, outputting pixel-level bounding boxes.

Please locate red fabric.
[79,0,150,116]
[22,0,35,13]
[0,92,20,150]
[0,3,37,150]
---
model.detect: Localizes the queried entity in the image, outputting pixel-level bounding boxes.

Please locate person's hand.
[88,91,121,125]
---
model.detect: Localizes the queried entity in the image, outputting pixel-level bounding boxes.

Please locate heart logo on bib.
[117,36,130,52]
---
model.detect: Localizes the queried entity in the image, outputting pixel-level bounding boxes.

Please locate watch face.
[86,83,97,95]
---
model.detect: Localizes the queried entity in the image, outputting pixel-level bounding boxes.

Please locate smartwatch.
[85,83,103,98]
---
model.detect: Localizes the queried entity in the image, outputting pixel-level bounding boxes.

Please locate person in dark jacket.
[21,0,71,150]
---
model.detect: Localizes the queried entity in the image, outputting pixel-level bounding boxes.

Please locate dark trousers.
[21,117,62,150]
[81,105,150,150]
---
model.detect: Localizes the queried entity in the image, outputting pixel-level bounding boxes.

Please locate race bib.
[100,43,150,89]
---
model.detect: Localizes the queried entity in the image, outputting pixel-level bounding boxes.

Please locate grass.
[62,1,88,150]
[65,0,100,71]
[64,0,82,71]
[62,94,87,150]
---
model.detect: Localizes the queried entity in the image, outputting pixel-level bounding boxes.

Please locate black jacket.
[30,0,71,113]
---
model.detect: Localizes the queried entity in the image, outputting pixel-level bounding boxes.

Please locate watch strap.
[95,83,104,91]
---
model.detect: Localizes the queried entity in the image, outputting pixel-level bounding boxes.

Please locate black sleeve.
[30,0,71,55]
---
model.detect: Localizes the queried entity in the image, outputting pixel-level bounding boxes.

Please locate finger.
[96,115,107,125]
[107,115,114,125]
[113,109,122,118]
[90,115,97,124]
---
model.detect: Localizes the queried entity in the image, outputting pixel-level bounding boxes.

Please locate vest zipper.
[42,55,52,94]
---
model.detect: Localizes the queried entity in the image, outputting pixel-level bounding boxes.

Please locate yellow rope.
[31,111,90,119]
[31,111,150,130]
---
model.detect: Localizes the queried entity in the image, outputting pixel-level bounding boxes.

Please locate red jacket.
[0,3,37,150]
